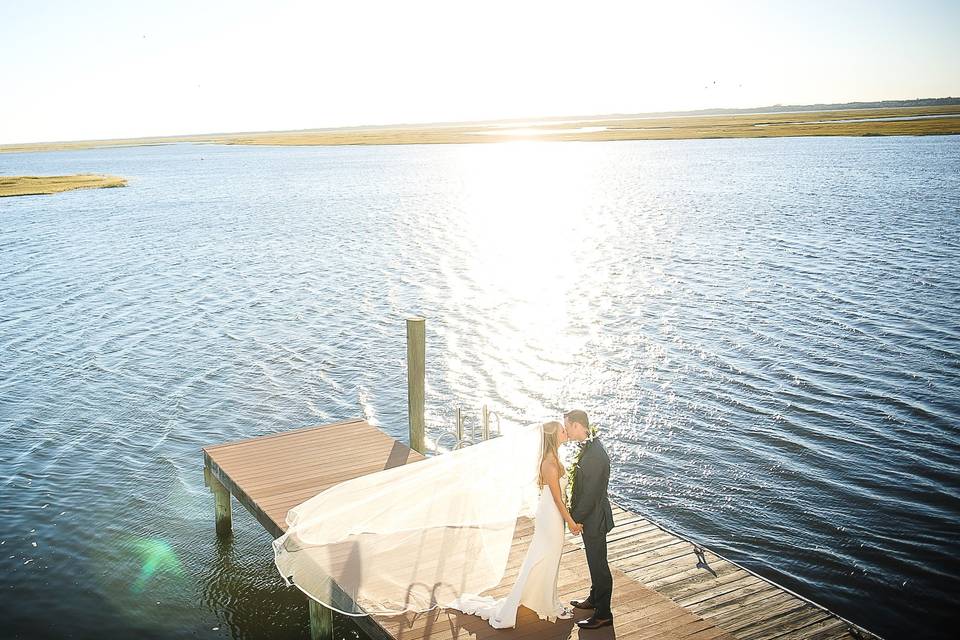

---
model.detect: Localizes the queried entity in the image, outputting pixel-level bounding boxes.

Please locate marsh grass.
[1,105,957,154]
[0,174,127,197]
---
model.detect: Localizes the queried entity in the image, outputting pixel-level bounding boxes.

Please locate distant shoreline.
[2,102,959,154]
[0,174,127,197]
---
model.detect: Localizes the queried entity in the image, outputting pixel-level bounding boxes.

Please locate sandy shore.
[0,174,127,197]
[1,105,958,154]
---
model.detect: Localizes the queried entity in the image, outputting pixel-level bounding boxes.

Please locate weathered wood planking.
[203,419,880,640]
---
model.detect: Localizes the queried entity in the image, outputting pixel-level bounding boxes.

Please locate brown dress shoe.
[576,616,613,629]
[570,598,595,610]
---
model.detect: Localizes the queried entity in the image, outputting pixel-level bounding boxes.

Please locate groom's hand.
[571,522,583,536]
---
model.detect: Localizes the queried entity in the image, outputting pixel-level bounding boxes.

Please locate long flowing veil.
[272,421,544,616]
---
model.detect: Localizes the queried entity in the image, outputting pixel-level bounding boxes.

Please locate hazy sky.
[2,0,958,144]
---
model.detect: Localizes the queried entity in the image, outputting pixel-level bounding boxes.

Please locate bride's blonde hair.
[538,421,562,487]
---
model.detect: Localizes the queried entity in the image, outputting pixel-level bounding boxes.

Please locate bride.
[448,420,582,627]
[273,419,581,625]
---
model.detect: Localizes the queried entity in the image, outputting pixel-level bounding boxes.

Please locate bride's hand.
[569,522,583,536]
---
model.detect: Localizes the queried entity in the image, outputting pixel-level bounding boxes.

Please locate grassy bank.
[0,174,127,197]
[1,105,958,154]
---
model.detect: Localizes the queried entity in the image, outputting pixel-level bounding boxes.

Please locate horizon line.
[5,96,959,148]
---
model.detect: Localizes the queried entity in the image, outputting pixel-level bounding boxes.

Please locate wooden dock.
[202,418,878,640]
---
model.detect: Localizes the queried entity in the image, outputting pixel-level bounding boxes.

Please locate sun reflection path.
[435,142,620,419]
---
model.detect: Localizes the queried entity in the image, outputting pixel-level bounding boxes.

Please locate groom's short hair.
[564,409,589,428]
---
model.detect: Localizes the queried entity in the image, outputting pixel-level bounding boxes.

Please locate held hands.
[568,521,583,536]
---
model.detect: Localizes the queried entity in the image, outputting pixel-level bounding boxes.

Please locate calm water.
[1,137,958,639]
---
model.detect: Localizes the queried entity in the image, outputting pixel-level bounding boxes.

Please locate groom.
[566,409,615,629]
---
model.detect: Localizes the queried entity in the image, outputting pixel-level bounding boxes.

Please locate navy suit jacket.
[570,437,614,535]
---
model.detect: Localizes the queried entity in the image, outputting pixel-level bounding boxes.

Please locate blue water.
[1,136,958,639]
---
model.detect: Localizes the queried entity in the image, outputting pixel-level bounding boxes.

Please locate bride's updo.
[538,421,562,486]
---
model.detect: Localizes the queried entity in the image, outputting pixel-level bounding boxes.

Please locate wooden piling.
[204,465,232,536]
[309,599,333,640]
[406,317,425,454]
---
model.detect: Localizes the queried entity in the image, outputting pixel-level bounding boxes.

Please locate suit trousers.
[582,529,613,619]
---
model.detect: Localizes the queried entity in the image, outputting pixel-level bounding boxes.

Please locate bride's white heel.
[557,605,574,620]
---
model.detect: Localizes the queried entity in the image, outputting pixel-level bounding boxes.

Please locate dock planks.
[202,419,879,640]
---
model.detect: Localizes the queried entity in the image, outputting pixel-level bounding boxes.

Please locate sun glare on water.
[429,141,615,417]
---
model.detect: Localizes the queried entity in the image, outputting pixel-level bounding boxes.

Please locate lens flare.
[130,538,185,593]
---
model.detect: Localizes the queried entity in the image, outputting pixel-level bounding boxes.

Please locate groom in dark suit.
[566,409,615,629]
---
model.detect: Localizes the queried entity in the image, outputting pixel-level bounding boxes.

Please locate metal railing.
[430,404,501,453]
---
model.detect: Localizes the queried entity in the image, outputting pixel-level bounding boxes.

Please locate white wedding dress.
[448,474,570,628]
[273,422,564,619]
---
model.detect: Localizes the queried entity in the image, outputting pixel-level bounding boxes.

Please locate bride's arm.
[542,460,581,534]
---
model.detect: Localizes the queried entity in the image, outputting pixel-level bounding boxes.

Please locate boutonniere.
[566,425,599,509]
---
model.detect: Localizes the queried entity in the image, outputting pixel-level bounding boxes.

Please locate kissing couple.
[273,409,614,630]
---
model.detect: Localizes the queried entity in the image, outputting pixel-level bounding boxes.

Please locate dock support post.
[309,599,333,640]
[204,465,232,536]
[406,317,426,454]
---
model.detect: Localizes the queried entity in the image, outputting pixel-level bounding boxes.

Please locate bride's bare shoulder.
[540,456,561,476]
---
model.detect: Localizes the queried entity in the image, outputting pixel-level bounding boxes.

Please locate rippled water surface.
[1,137,958,639]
